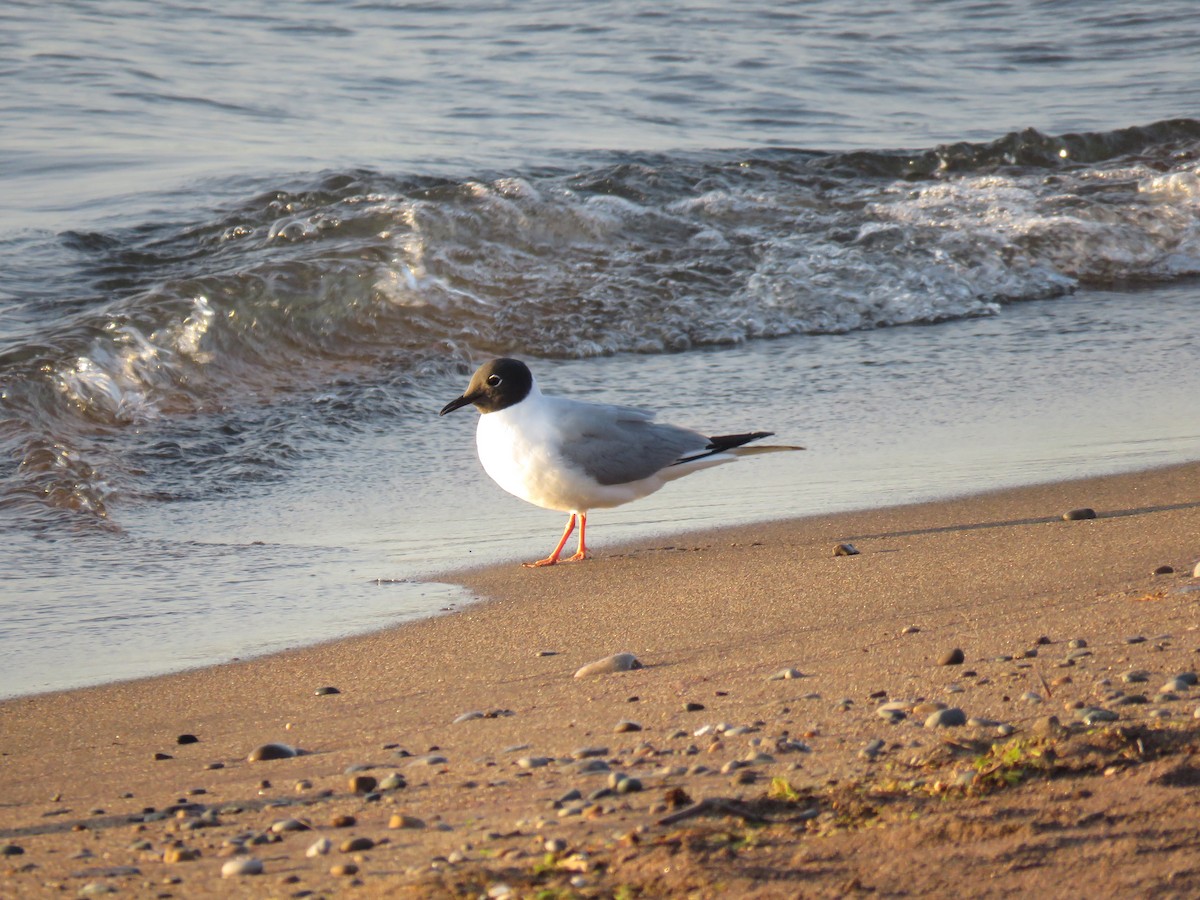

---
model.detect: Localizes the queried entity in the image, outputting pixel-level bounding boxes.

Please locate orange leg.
[524,513,576,568]
[565,511,588,562]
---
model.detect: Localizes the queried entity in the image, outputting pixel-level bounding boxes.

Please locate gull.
[439,357,800,567]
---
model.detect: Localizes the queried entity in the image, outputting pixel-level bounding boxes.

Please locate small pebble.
[859,739,885,760]
[938,648,965,666]
[175,734,198,745]
[330,815,356,828]
[614,720,642,733]
[1193,561,1200,578]
[349,775,378,794]
[247,742,298,762]
[306,838,332,858]
[1,843,25,856]
[1063,508,1096,520]
[331,863,359,876]
[389,814,426,829]
[574,653,643,678]
[270,818,308,833]
[924,708,967,728]
[684,702,705,712]
[221,857,263,878]
[340,837,374,853]
[1069,638,1088,649]
[379,773,407,791]
[453,711,485,724]
[833,542,859,556]
[1154,565,1175,576]
[767,667,803,681]
[901,625,921,634]
[315,686,341,696]
[78,885,117,897]
[1161,677,1193,693]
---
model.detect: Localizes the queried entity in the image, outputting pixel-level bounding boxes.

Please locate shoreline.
[3,460,1200,896]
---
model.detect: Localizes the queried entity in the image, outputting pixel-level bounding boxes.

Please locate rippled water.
[3,0,1200,697]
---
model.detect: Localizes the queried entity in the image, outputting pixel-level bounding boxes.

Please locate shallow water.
[3,0,1200,696]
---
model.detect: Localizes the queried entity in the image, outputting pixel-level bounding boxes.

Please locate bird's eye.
[487,374,502,387]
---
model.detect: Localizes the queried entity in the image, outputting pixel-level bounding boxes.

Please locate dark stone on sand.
[1,843,24,856]
[1063,508,1097,521]
[176,734,199,745]
[614,720,643,733]
[1036,635,1052,645]
[315,686,341,695]
[833,542,860,556]
[248,743,298,762]
[1154,565,1176,575]
[938,648,965,666]
[684,702,705,712]
[340,837,374,853]
[331,863,359,876]
[349,776,378,794]
[154,752,173,761]
[330,815,356,828]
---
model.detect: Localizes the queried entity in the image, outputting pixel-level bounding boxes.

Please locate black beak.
[439,393,475,416]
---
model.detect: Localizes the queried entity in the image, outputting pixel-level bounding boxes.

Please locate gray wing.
[548,398,709,486]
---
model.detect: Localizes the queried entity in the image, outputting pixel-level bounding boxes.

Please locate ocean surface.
[3,1,1200,698]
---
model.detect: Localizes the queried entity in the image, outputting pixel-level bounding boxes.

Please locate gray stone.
[859,739,885,760]
[938,648,966,666]
[1080,708,1119,725]
[1063,508,1096,521]
[924,707,967,728]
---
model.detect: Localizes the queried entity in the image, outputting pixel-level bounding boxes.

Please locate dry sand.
[3,462,1200,898]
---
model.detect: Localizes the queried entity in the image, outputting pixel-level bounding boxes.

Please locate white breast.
[475,395,664,513]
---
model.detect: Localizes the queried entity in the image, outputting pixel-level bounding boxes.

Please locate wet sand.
[2,462,1200,897]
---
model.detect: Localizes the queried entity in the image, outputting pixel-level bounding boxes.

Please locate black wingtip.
[705,431,774,453]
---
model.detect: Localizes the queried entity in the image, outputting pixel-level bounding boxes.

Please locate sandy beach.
[3,461,1200,898]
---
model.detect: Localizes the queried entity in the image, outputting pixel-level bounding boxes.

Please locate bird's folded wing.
[549,400,710,487]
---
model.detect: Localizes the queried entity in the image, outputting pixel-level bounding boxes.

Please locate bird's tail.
[673,431,804,466]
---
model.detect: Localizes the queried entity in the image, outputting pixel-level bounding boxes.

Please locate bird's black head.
[439,358,535,416]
